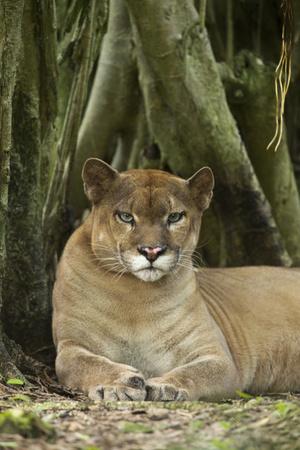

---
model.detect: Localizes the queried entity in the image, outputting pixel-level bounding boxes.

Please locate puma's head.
[82,158,214,282]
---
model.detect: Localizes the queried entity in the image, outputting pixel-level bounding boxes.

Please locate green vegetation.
[0,409,54,439]
[6,379,24,387]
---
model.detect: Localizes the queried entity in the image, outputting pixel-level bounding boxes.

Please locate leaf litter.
[0,380,300,450]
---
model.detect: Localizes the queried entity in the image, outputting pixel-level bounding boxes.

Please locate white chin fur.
[133,268,166,282]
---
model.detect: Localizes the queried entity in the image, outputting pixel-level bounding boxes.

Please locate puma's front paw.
[89,372,146,401]
[146,377,189,401]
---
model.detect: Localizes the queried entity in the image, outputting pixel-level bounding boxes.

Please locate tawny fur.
[52,159,300,401]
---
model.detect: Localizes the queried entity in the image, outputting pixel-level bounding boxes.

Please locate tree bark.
[126,0,290,266]
[0,0,25,378]
[0,0,109,378]
[2,0,57,354]
[43,0,100,264]
[69,0,141,215]
[222,51,300,265]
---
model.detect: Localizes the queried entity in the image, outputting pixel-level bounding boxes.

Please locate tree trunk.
[0,0,26,378]
[222,51,300,265]
[43,0,102,270]
[69,0,141,215]
[0,0,107,379]
[126,0,290,266]
[2,0,57,355]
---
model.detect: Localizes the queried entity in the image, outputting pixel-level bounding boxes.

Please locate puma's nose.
[137,245,167,262]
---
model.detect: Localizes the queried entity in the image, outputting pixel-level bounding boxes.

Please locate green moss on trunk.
[0,0,27,377]
[2,0,57,353]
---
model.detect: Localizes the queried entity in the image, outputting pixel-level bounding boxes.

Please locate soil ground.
[0,381,300,450]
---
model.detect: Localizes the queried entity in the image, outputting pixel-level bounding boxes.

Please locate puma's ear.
[187,167,214,211]
[82,158,119,203]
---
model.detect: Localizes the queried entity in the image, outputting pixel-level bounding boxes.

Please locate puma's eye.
[117,211,134,224]
[168,212,184,224]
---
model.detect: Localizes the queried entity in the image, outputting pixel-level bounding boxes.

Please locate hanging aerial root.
[267,0,293,151]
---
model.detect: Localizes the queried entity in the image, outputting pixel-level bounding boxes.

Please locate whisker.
[98,262,121,270]
[97,257,119,262]
[175,262,194,272]
[113,266,128,281]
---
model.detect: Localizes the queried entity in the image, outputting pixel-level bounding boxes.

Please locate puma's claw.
[89,372,146,401]
[146,378,189,401]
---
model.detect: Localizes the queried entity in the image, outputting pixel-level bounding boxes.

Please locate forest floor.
[0,380,300,450]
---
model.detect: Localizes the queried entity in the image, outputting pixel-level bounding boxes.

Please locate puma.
[52,158,300,401]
